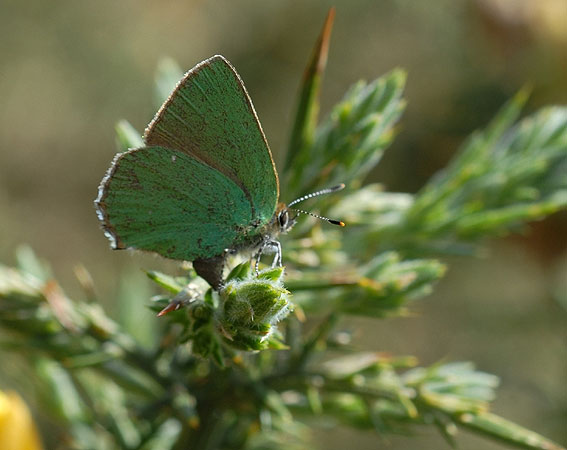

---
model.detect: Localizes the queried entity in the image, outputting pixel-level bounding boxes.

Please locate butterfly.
[95,55,343,290]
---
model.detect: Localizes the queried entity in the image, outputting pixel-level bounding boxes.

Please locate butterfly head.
[271,184,346,236]
[275,204,297,234]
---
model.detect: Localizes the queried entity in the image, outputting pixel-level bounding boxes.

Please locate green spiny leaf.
[286,8,335,185]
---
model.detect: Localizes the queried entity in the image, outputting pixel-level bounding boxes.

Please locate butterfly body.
[192,202,294,289]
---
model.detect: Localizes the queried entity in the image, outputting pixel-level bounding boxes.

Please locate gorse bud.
[150,263,293,357]
[217,263,292,351]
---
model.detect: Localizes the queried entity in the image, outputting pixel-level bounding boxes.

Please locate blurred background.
[0,0,565,448]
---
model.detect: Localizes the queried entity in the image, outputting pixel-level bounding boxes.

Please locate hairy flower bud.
[217,264,292,351]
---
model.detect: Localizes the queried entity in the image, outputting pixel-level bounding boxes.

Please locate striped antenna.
[289,208,345,227]
[288,183,345,207]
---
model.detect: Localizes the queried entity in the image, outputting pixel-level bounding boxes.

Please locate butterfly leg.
[254,239,283,275]
[269,240,282,267]
[253,243,266,276]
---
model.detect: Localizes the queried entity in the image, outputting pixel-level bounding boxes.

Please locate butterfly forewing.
[145,55,279,225]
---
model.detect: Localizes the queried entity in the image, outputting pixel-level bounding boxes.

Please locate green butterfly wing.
[96,146,254,261]
[145,55,279,225]
[96,55,279,261]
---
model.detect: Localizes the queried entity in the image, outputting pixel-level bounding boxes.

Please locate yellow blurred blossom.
[0,391,43,450]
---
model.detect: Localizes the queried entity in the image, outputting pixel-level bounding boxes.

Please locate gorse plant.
[1,9,566,450]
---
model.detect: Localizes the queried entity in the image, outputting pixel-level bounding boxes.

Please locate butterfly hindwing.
[96,146,253,261]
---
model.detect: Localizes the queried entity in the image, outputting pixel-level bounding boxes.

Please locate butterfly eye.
[278,210,289,230]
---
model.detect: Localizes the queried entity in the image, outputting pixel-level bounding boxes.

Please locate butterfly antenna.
[288,183,345,207]
[289,208,345,227]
